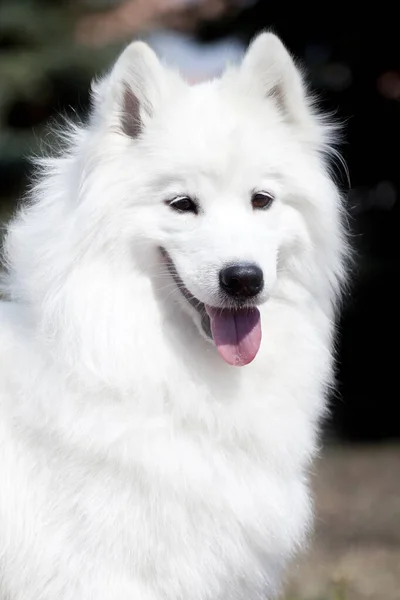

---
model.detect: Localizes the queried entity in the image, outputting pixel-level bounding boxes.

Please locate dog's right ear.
[91,41,166,138]
[240,33,322,144]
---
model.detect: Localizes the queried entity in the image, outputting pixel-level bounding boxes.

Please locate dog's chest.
[14,420,309,599]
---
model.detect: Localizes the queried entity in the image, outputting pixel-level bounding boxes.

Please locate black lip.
[160,248,212,338]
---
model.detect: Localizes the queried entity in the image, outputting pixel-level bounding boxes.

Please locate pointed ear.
[91,41,166,138]
[241,32,318,138]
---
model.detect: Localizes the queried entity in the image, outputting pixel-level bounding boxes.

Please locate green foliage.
[0,0,123,196]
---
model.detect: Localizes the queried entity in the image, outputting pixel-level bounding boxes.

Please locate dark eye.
[251,191,274,210]
[167,196,198,214]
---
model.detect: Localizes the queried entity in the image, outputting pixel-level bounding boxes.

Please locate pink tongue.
[205,306,262,367]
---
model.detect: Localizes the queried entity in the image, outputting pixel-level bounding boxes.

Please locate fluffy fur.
[0,33,347,599]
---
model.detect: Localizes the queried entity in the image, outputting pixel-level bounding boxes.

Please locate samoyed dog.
[0,33,346,599]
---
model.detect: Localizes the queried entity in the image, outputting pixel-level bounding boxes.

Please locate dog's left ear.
[91,41,167,138]
[240,33,318,139]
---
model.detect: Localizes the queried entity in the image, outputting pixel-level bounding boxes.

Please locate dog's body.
[0,34,347,599]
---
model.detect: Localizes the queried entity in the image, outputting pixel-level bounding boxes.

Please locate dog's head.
[3,33,346,376]
[87,33,345,367]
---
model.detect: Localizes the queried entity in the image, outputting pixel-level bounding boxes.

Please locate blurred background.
[0,1,399,598]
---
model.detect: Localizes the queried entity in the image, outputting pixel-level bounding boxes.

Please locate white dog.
[0,32,347,599]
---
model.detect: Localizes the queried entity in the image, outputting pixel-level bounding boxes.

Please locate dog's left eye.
[251,191,275,210]
[167,196,198,214]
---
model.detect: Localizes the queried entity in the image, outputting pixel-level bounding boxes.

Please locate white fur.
[0,33,347,599]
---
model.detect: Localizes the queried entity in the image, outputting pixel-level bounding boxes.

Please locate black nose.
[219,264,264,299]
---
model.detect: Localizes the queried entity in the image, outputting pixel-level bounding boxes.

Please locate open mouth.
[160,248,262,367]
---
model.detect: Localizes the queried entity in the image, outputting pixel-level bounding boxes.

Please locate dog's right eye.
[167,196,198,214]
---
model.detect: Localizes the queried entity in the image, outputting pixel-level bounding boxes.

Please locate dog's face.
[133,93,291,367]
[91,33,336,366]
[148,93,282,312]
